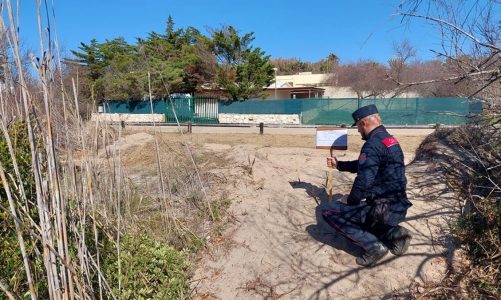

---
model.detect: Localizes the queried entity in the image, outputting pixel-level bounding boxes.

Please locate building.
[200,71,421,100]
[263,79,325,99]
[266,72,420,99]
[263,72,338,99]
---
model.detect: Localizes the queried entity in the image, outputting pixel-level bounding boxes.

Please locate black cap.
[352,104,378,126]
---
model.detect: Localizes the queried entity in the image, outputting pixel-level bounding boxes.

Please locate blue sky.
[15,0,443,64]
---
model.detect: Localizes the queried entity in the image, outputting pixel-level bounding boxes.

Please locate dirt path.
[189,132,458,299]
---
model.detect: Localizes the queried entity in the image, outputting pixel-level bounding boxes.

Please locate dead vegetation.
[400,122,500,299]
[392,2,501,297]
[112,132,234,250]
[0,1,234,298]
[241,276,299,300]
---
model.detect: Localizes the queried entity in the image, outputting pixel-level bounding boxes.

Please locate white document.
[316,129,348,149]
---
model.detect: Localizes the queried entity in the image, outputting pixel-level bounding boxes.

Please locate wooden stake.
[325,148,334,200]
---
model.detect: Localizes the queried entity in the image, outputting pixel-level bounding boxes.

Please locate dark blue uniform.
[322,125,412,251]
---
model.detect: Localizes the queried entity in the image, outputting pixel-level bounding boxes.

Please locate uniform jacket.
[337,125,408,206]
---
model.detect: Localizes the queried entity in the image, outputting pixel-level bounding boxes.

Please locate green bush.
[0,121,48,298]
[103,234,189,300]
[1,122,192,299]
[0,121,35,201]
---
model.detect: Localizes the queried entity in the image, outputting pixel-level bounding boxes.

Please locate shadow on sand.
[289,180,364,258]
[287,175,458,299]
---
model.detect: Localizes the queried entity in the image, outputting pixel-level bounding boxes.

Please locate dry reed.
[0,1,217,299]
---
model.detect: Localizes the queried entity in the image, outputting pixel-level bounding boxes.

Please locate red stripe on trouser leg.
[322,210,368,251]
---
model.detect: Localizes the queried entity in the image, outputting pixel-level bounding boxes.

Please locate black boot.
[356,243,388,267]
[383,226,412,256]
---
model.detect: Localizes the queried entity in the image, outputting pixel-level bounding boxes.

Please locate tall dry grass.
[0,0,120,298]
[0,1,217,299]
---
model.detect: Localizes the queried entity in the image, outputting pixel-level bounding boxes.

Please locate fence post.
[187,122,192,133]
[259,122,264,134]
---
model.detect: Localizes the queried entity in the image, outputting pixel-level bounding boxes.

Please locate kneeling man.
[324,104,413,266]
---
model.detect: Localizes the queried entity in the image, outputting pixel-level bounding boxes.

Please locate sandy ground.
[120,126,457,299]
[125,124,435,138]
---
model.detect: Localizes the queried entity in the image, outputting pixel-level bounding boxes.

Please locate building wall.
[321,86,357,98]
[276,72,332,87]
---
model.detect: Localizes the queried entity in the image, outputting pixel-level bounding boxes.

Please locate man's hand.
[326,157,338,169]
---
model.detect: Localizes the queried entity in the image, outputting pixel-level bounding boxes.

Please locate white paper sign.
[316,128,348,150]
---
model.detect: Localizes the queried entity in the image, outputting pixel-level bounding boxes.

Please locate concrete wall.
[92,112,299,125]
[218,113,300,125]
[91,113,165,123]
[321,86,357,98]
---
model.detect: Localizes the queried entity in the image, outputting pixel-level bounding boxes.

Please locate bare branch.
[400,12,501,52]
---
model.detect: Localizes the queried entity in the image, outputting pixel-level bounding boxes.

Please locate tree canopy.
[69,20,275,102]
[69,17,469,102]
[70,18,215,101]
[210,26,274,100]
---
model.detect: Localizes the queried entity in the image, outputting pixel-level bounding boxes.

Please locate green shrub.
[0,121,48,298]
[0,121,35,201]
[1,122,193,299]
[103,234,189,299]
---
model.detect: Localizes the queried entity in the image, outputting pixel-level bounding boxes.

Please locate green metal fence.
[103,97,219,124]
[103,100,167,114]
[165,96,219,124]
[102,97,482,125]
[219,97,482,125]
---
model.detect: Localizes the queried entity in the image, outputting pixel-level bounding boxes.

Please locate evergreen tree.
[211,26,274,100]
[70,17,214,100]
[71,38,138,100]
